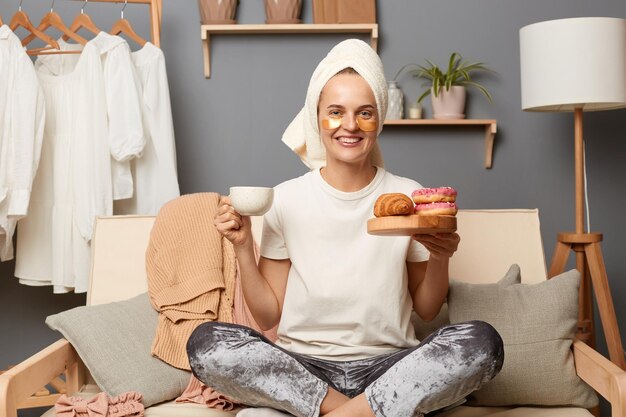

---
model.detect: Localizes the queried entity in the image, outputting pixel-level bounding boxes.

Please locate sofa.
[1,209,625,417]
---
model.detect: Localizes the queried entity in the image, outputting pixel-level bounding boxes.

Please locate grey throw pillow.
[411,263,522,340]
[46,293,190,407]
[448,265,597,408]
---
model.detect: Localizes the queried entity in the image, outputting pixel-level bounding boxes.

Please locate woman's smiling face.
[318,72,379,167]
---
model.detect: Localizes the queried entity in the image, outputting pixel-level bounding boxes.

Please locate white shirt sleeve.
[105,41,145,200]
[0,39,8,206]
[73,46,112,242]
[105,43,144,162]
[7,51,45,217]
[407,240,430,263]
[260,197,289,260]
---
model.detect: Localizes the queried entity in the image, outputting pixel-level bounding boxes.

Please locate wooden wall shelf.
[200,23,379,78]
[383,119,497,169]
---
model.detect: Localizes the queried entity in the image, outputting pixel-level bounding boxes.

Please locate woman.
[187,39,503,417]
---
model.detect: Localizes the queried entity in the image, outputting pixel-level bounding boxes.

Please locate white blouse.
[115,42,180,215]
[0,25,45,262]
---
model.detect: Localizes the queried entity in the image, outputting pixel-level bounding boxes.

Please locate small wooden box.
[313,0,377,24]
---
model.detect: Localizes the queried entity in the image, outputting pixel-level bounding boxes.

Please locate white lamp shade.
[520,17,626,112]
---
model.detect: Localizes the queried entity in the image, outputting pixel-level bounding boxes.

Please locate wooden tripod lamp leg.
[585,242,626,369]
[550,238,595,345]
[549,240,571,278]
[579,253,594,348]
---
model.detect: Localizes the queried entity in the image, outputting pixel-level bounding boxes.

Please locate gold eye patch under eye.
[322,117,343,130]
[356,117,378,132]
[321,115,379,132]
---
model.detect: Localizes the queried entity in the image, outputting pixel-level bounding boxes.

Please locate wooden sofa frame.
[2,211,626,417]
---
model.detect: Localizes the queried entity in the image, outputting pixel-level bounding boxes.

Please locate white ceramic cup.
[229,186,274,216]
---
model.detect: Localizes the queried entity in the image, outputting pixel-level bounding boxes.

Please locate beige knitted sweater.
[146,193,236,370]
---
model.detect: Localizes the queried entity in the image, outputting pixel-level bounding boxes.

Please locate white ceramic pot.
[431,85,466,119]
[386,81,404,120]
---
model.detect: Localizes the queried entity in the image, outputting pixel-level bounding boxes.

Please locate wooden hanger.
[0,15,4,26]
[110,0,146,47]
[9,1,60,50]
[63,0,101,41]
[22,0,87,47]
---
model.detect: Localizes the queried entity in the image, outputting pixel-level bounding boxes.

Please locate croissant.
[374,193,414,217]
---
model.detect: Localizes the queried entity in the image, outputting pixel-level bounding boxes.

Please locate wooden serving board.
[367,215,457,236]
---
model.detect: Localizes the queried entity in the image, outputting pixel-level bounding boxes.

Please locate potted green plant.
[412,52,494,119]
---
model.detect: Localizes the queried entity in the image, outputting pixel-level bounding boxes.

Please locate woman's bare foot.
[319,388,350,414]
[321,393,375,417]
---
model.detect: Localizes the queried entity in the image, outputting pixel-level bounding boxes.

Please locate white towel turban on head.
[281,39,388,170]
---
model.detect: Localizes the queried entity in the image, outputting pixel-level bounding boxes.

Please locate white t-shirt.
[261,167,429,361]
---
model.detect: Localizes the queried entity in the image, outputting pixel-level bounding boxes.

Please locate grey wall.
[1,0,626,415]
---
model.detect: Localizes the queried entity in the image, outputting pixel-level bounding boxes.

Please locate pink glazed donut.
[411,187,457,204]
[414,201,458,216]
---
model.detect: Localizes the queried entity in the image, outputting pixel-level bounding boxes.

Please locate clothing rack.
[5,2,164,408]
[68,0,162,47]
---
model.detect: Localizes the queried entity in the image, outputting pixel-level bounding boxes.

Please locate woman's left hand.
[412,233,460,261]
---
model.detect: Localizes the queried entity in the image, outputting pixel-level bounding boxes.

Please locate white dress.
[0,25,45,261]
[115,42,179,215]
[35,34,144,201]
[15,40,111,293]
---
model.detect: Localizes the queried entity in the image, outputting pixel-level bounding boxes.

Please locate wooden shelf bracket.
[200,23,379,78]
[484,120,497,169]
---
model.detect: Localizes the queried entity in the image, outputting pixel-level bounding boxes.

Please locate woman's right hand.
[214,195,252,248]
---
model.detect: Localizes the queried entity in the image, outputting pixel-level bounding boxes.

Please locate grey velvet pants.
[187,320,503,417]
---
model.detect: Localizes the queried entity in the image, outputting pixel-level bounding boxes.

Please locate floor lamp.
[520,17,626,369]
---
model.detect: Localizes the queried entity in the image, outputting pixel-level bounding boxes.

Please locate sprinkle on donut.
[411,187,457,204]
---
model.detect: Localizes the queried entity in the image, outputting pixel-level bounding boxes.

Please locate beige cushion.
[437,406,592,417]
[144,402,239,417]
[88,215,264,306]
[38,386,591,417]
[45,293,190,407]
[41,405,591,417]
[88,215,156,306]
[448,266,597,408]
[451,209,547,284]
[87,210,545,307]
